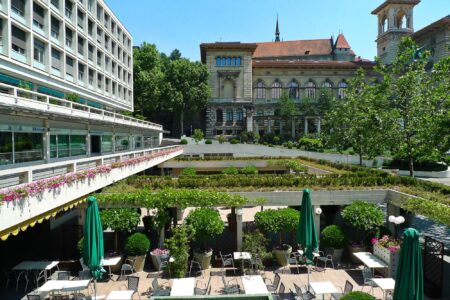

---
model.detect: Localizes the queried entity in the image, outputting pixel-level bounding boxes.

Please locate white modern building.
[0,0,182,241]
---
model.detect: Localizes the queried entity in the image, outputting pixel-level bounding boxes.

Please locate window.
[221,56,225,65]
[88,19,93,36]
[305,81,316,99]
[78,36,84,55]
[88,43,94,61]
[111,61,116,75]
[14,132,44,163]
[226,57,230,66]
[97,50,102,66]
[77,9,84,29]
[78,63,84,81]
[322,81,332,89]
[51,48,61,70]
[33,3,45,30]
[226,109,233,122]
[396,11,407,29]
[0,132,13,165]
[11,26,26,55]
[33,39,45,63]
[87,0,93,12]
[51,0,59,9]
[66,55,74,76]
[96,4,102,20]
[288,81,299,99]
[104,35,109,50]
[236,108,244,122]
[65,0,73,19]
[216,109,223,123]
[105,77,110,92]
[271,81,282,99]
[232,57,236,66]
[96,28,102,44]
[11,0,25,17]
[257,110,263,116]
[237,56,241,65]
[70,135,86,156]
[115,135,130,152]
[65,28,73,48]
[338,81,347,99]
[51,17,60,39]
[101,135,113,152]
[88,68,94,85]
[97,73,102,89]
[256,81,265,99]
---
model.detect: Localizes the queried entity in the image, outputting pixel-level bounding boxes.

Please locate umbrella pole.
[307,265,310,292]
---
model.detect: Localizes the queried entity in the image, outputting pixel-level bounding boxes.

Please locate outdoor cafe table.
[106,290,135,300]
[12,261,59,281]
[102,256,122,278]
[309,281,338,300]
[234,252,252,273]
[37,279,90,296]
[372,278,395,300]
[241,275,269,295]
[353,252,388,275]
[170,277,195,296]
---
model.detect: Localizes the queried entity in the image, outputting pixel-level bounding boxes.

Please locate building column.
[236,207,243,251]
[267,119,271,133]
[86,124,91,157]
[304,117,308,135]
[317,118,321,136]
[313,205,321,240]
[44,120,51,163]
[246,109,253,133]
[291,118,296,139]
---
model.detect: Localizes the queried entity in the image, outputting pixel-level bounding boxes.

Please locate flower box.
[373,243,400,278]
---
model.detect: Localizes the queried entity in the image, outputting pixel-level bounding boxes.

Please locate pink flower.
[371,238,379,245]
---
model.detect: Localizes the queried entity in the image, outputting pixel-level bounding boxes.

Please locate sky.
[105,0,449,62]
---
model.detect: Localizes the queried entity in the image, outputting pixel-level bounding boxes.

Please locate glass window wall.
[101,135,113,153]
[0,132,13,165]
[14,132,44,163]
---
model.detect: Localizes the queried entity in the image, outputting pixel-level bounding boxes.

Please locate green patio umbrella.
[393,228,424,300]
[296,188,318,291]
[83,196,105,297]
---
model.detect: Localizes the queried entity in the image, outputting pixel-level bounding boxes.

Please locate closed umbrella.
[393,228,424,300]
[296,188,318,291]
[83,196,105,298]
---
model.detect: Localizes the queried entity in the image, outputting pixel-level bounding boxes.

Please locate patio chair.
[52,295,69,300]
[79,258,89,271]
[221,275,241,294]
[293,283,316,300]
[250,254,264,274]
[189,259,203,277]
[122,276,141,300]
[26,295,42,300]
[150,277,171,296]
[331,280,353,300]
[361,267,379,295]
[194,276,211,295]
[57,271,70,280]
[120,262,134,278]
[157,254,171,278]
[315,248,335,269]
[16,270,29,292]
[273,282,286,300]
[285,252,301,274]
[219,252,236,274]
[76,270,94,294]
[265,273,281,293]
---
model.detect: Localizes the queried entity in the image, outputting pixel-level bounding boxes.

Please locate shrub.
[184,208,225,251]
[192,129,204,144]
[217,135,226,144]
[230,139,239,144]
[273,136,281,145]
[100,208,140,233]
[78,237,84,257]
[239,166,258,175]
[180,139,188,145]
[285,141,294,149]
[298,136,323,151]
[124,233,150,256]
[205,139,212,144]
[340,291,376,300]
[180,167,196,176]
[165,225,194,278]
[383,159,448,172]
[254,208,299,247]
[222,167,239,175]
[253,133,260,144]
[320,225,346,249]
[242,231,269,261]
[240,131,248,143]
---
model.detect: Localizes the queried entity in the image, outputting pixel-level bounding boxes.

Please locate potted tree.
[185,208,225,270]
[320,225,346,262]
[124,233,150,272]
[242,230,271,267]
[254,208,299,266]
[165,224,194,278]
[341,201,384,263]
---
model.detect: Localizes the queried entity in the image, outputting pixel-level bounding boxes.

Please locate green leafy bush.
[217,135,226,144]
[180,167,196,176]
[242,231,269,262]
[383,159,448,172]
[320,225,346,249]
[180,139,188,145]
[100,208,140,233]
[341,201,384,244]
[273,136,281,145]
[298,136,323,151]
[205,139,212,144]
[192,129,204,144]
[184,208,225,251]
[254,208,299,247]
[340,291,376,300]
[222,167,239,175]
[165,225,194,278]
[230,139,239,144]
[239,166,258,175]
[124,233,150,256]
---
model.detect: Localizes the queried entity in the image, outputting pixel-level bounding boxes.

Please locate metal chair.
[285,252,301,274]
[16,271,29,292]
[150,277,171,296]
[57,271,70,280]
[26,295,42,300]
[77,270,92,280]
[194,276,211,295]
[219,252,236,274]
[331,280,353,300]
[52,295,69,300]
[189,259,203,277]
[273,282,286,300]
[157,254,171,278]
[221,275,241,294]
[126,276,141,300]
[315,248,335,269]
[265,273,281,293]
[120,262,134,278]
[361,267,379,295]
[294,283,316,300]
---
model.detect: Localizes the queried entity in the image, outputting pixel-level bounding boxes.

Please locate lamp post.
[389,215,405,238]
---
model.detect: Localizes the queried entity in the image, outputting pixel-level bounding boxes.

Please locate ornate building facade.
[200,0,449,138]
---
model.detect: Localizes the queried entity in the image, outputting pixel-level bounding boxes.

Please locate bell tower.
[372,0,420,64]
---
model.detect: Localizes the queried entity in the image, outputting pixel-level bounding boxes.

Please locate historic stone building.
[200,0,449,138]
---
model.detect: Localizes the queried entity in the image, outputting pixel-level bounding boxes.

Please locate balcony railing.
[0,82,163,131]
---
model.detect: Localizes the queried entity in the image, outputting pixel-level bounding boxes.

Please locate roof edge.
[371,0,420,15]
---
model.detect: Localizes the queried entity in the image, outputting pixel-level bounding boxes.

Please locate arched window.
[338,81,348,99]
[397,11,406,29]
[226,57,231,66]
[236,108,244,122]
[381,16,387,33]
[271,81,282,99]
[226,108,233,122]
[216,109,223,123]
[231,57,236,66]
[255,81,265,99]
[257,110,264,116]
[288,80,299,99]
[221,57,226,65]
[216,56,221,66]
[305,81,316,99]
[322,80,332,89]
[237,56,241,65]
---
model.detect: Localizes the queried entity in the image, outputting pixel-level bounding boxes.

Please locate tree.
[192,129,204,144]
[376,37,450,176]
[277,91,299,138]
[163,58,210,135]
[323,68,392,165]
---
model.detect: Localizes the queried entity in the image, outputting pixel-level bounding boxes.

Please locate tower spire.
[275,15,280,42]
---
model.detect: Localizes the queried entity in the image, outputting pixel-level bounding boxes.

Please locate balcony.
[209,98,252,104]
[0,145,183,237]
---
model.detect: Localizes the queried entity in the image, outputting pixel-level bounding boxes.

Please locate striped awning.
[0,198,86,241]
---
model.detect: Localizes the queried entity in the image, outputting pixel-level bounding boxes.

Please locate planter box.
[373,244,399,278]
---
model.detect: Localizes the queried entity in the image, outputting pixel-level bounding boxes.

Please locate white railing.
[0,145,181,189]
[0,82,163,131]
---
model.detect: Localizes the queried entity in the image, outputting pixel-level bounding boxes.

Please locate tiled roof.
[412,15,450,40]
[371,0,421,15]
[335,34,351,49]
[252,60,375,69]
[253,39,333,58]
